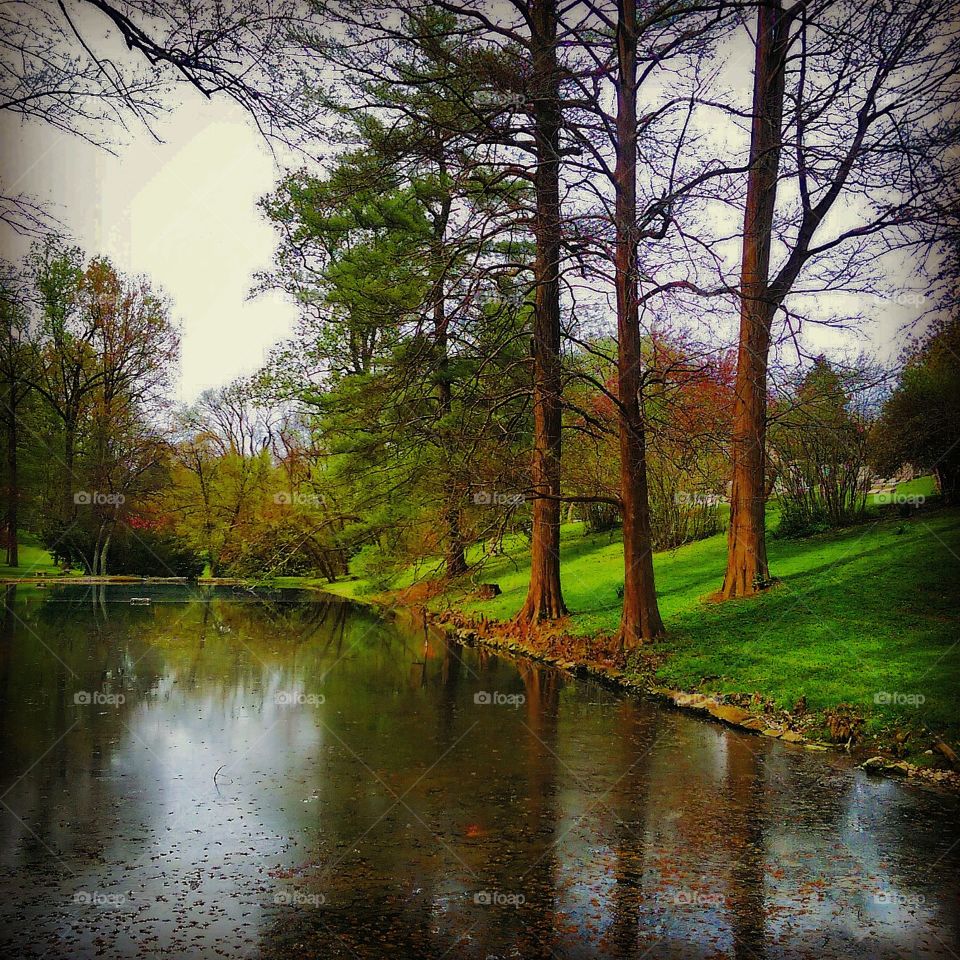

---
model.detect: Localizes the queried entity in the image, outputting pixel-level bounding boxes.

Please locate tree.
[722,0,798,597]
[26,236,92,524]
[516,0,569,621]
[0,264,34,565]
[308,0,572,618]
[722,0,960,597]
[18,240,179,572]
[170,381,276,576]
[611,0,663,644]
[872,314,960,504]
[770,357,875,535]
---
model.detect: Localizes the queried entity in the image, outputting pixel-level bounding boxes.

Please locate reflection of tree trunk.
[437,634,462,748]
[512,661,562,955]
[615,0,664,647]
[518,0,568,623]
[91,583,108,621]
[722,0,790,599]
[723,735,767,958]
[0,586,14,731]
[609,698,658,955]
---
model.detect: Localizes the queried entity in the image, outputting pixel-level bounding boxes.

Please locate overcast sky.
[0,88,298,404]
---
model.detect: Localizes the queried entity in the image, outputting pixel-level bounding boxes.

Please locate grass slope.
[0,534,63,578]
[313,478,958,742]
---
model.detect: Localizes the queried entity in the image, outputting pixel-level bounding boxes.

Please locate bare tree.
[723,0,799,597]
[612,0,665,642]
[722,0,960,597]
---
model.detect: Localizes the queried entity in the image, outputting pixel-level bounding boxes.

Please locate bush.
[579,502,621,533]
[45,525,204,577]
[773,502,832,540]
[113,531,205,578]
[649,491,723,549]
[351,543,397,594]
[770,357,872,532]
[220,526,316,579]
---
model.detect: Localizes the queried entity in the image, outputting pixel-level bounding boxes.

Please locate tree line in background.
[1,0,958,648]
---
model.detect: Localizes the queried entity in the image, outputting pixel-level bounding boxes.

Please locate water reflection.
[0,584,956,958]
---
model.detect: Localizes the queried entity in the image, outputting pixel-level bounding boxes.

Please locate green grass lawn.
[309,478,959,743]
[0,534,64,578]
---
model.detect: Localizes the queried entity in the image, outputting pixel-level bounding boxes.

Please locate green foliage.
[580,502,621,533]
[44,524,203,578]
[773,503,832,539]
[771,357,872,535]
[872,314,960,503]
[219,513,334,580]
[351,544,398,595]
[109,530,205,579]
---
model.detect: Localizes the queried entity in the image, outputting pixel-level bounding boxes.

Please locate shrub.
[351,543,397,594]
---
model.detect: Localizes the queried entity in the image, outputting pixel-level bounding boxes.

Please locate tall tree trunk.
[615,0,664,647]
[721,0,790,599]
[99,531,110,576]
[518,0,568,622]
[434,273,467,579]
[4,402,17,567]
[444,501,467,577]
[63,420,77,525]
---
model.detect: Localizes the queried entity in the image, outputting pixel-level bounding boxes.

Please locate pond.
[0,583,956,958]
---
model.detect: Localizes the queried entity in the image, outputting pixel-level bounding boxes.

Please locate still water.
[0,583,956,958]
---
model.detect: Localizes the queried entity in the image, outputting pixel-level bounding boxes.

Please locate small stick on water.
[213,764,226,793]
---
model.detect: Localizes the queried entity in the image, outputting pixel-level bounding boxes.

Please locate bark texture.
[518,0,567,622]
[615,0,664,646]
[722,0,790,599]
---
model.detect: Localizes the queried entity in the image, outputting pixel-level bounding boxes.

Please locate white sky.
[0,90,298,404]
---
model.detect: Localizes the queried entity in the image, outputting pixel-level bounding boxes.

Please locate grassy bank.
[9,487,958,750]
[298,482,959,749]
[0,534,65,579]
